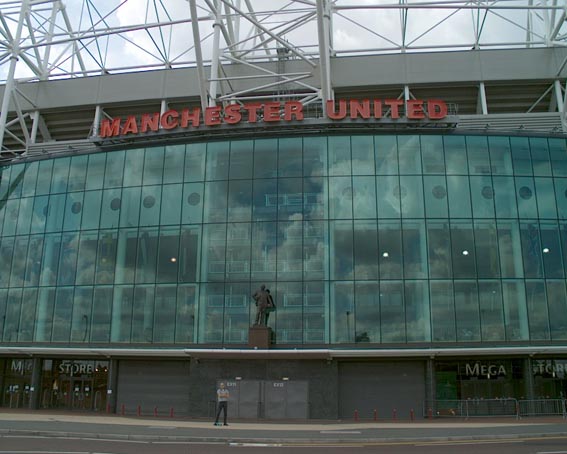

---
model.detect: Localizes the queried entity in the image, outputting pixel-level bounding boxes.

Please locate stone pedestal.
[248,326,272,349]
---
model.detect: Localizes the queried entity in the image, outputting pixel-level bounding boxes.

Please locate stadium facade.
[1,1,567,420]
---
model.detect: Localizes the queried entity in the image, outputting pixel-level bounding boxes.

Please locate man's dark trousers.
[215,401,228,425]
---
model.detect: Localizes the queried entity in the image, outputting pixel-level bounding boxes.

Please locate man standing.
[214,382,229,426]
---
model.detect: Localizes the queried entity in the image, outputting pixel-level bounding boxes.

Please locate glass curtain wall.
[0,135,567,345]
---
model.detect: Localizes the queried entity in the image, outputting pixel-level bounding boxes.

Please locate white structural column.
[316,0,333,116]
[189,0,209,112]
[0,0,27,152]
[208,0,222,107]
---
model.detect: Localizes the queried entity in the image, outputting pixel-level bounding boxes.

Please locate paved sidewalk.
[0,410,566,444]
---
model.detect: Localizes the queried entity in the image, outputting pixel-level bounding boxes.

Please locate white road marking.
[415,440,525,446]
[536,452,567,454]
[319,431,361,434]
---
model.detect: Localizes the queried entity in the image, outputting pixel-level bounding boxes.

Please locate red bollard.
[354,409,359,421]
[428,408,433,419]
[170,407,174,418]
[373,408,377,421]
[392,408,397,421]
[410,408,415,421]
[121,404,125,416]
[137,405,141,417]
[154,406,158,417]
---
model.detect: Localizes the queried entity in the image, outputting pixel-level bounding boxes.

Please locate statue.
[252,285,276,326]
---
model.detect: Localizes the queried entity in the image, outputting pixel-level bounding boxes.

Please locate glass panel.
[278,178,303,221]
[253,139,277,178]
[119,186,141,228]
[493,177,518,218]
[303,136,327,177]
[330,281,354,343]
[135,227,159,283]
[30,195,48,234]
[63,192,84,231]
[547,280,567,340]
[478,281,505,341]
[34,288,55,342]
[535,178,557,219]
[421,135,445,174]
[398,135,422,174]
[400,175,424,218]
[303,177,327,219]
[274,282,303,343]
[132,285,155,342]
[251,222,276,281]
[450,221,476,278]
[554,178,567,220]
[143,147,164,185]
[203,181,227,222]
[67,156,89,191]
[112,286,134,342]
[81,190,102,230]
[2,198,19,235]
[549,138,567,176]
[85,153,106,190]
[75,231,98,285]
[403,220,427,278]
[179,225,201,282]
[352,176,376,219]
[3,288,22,341]
[376,175,401,218]
[488,136,513,175]
[24,235,43,286]
[9,236,27,287]
[184,143,206,182]
[45,193,66,233]
[430,280,455,341]
[427,221,452,278]
[353,220,379,280]
[50,158,70,193]
[22,161,39,196]
[229,140,253,179]
[423,175,448,218]
[470,176,495,218]
[540,222,564,278]
[91,286,112,342]
[354,282,380,342]
[329,176,352,219]
[156,226,180,283]
[40,233,62,286]
[70,287,93,342]
[467,136,490,174]
[57,232,79,285]
[380,281,405,342]
[175,284,197,343]
[226,223,251,281]
[447,176,472,218]
[516,176,538,218]
[198,283,224,343]
[330,220,353,280]
[511,137,532,176]
[520,222,543,278]
[201,224,226,282]
[114,228,138,284]
[474,221,500,278]
[328,136,351,176]
[19,288,37,341]
[405,280,430,342]
[375,135,398,175]
[206,142,229,180]
[304,281,327,343]
[0,289,6,340]
[104,150,125,188]
[35,160,53,195]
[139,185,162,226]
[378,220,402,279]
[160,183,182,225]
[227,180,252,222]
[502,280,529,340]
[530,138,552,176]
[454,281,480,341]
[100,188,121,229]
[304,220,328,281]
[277,221,303,281]
[0,237,14,288]
[526,281,550,340]
[253,179,277,221]
[163,145,185,184]
[154,284,177,342]
[278,138,302,177]
[7,163,24,200]
[52,287,73,342]
[351,136,375,175]
[181,182,203,224]
[123,148,144,187]
[95,230,117,284]
[498,220,524,278]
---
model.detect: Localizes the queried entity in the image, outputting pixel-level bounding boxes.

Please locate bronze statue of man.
[252,285,274,326]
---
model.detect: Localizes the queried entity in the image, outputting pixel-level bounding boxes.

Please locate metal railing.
[425,399,567,419]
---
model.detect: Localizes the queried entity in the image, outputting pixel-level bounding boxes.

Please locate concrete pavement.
[0,410,566,444]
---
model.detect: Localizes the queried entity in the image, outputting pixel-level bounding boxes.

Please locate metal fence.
[424,399,567,419]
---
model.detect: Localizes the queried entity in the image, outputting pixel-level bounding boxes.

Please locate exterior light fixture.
[462,250,469,256]
[170,257,177,262]
[382,252,389,258]
[543,248,550,253]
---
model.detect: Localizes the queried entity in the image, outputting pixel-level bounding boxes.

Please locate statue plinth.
[248,325,272,349]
